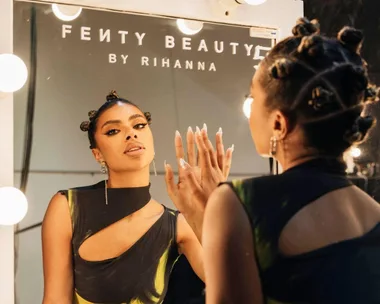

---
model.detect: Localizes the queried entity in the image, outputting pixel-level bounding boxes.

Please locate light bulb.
[52,4,82,22]
[0,187,28,226]
[350,147,361,158]
[176,19,203,35]
[239,0,267,5]
[0,54,28,93]
[243,97,253,119]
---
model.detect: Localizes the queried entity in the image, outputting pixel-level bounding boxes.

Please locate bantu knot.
[144,112,152,125]
[308,87,334,111]
[269,58,294,79]
[106,90,120,101]
[297,34,324,57]
[80,121,90,132]
[292,17,320,37]
[88,110,97,121]
[337,26,364,54]
[364,86,380,102]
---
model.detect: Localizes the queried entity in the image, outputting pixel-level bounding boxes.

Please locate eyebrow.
[101,114,146,129]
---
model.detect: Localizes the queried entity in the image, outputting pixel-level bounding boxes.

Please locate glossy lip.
[123,142,145,154]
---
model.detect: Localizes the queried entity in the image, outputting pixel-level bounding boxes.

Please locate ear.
[271,110,289,140]
[91,148,104,163]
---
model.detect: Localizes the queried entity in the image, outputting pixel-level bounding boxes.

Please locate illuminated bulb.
[350,147,361,158]
[52,4,82,22]
[0,54,28,93]
[237,0,267,4]
[243,97,253,119]
[176,19,203,35]
[0,187,28,226]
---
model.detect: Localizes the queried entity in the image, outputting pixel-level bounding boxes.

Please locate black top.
[59,181,180,304]
[225,158,380,303]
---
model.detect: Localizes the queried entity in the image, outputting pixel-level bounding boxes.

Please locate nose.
[126,134,137,140]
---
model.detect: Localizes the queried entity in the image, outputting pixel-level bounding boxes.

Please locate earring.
[269,136,278,156]
[100,161,108,174]
[152,158,157,176]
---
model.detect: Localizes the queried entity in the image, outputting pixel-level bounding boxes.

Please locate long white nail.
[230,144,235,152]
[164,160,167,167]
[175,130,181,137]
[203,123,207,132]
[188,126,193,133]
[217,127,222,134]
[179,158,186,168]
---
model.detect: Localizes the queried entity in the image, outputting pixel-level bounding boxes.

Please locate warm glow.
[0,54,28,93]
[243,97,253,118]
[52,4,82,22]
[176,19,204,35]
[350,147,361,158]
[0,187,28,226]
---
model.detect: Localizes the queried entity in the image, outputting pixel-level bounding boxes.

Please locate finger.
[215,128,225,171]
[186,126,196,167]
[175,130,185,168]
[223,145,234,180]
[179,158,206,205]
[195,126,212,170]
[164,161,177,198]
[201,124,218,168]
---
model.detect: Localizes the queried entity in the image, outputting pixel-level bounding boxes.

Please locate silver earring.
[104,180,108,205]
[269,136,278,156]
[100,161,108,174]
[152,159,157,176]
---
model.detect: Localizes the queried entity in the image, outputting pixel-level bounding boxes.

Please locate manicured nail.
[195,126,201,136]
[203,123,207,132]
[217,127,222,134]
[230,144,235,152]
[179,158,186,168]
[164,160,167,167]
[188,126,193,133]
[175,130,181,137]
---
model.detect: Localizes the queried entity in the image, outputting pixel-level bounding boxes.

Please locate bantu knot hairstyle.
[259,17,379,156]
[292,17,320,37]
[79,90,152,149]
[337,26,364,54]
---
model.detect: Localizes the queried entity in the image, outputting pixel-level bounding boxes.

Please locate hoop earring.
[152,158,157,176]
[100,161,108,174]
[269,136,278,156]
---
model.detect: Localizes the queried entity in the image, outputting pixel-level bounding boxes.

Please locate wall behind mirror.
[13,1,275,303]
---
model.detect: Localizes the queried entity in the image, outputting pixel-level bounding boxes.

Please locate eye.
[105,129,120,136]
[134,123,148,130]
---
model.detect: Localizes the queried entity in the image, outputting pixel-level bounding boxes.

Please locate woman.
[41,91,233,304]
[170,18,380,303]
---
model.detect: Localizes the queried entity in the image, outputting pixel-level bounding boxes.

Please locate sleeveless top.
[59,181,180,304]
[225,158,380,304]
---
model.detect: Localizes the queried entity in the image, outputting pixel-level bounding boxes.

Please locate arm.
[177,213,205,282]
[203,184,263,304]
[41,192,74,304]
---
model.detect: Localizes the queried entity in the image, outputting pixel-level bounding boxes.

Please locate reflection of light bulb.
[240,0,267,4]
[0,187,28,226]
[52,4,82,22]
[350,147,361,158]
[176,19,203,35]
[0,54,28,93]
[243,97,253,119]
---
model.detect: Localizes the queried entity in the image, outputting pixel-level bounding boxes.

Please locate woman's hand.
[164,124,233,240]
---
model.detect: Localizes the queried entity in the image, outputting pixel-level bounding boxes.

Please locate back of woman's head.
[259,17,379,156]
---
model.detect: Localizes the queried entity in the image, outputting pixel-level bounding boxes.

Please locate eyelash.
[105,123,148,136]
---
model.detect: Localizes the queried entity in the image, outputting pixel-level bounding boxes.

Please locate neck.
[107,167,150,188]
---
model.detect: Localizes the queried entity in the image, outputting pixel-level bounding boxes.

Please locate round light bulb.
[350,147,361,158]
[0,187,28,226]
[176,19,204,35]
[0,54,28,93]
[243,97,253,119]
[241,0,267,5]
[52,4,82,22]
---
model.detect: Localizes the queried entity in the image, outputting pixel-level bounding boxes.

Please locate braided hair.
[260,17,379,156]
[80,90,152,149]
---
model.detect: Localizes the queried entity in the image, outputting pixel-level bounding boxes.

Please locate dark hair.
[80,90,152,149]
[260,17,380,156]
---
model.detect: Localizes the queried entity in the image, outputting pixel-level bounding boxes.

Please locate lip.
[124,142,145,156]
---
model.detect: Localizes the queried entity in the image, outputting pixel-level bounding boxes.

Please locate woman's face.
[92,102,154,173]
[249,66,275,157]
